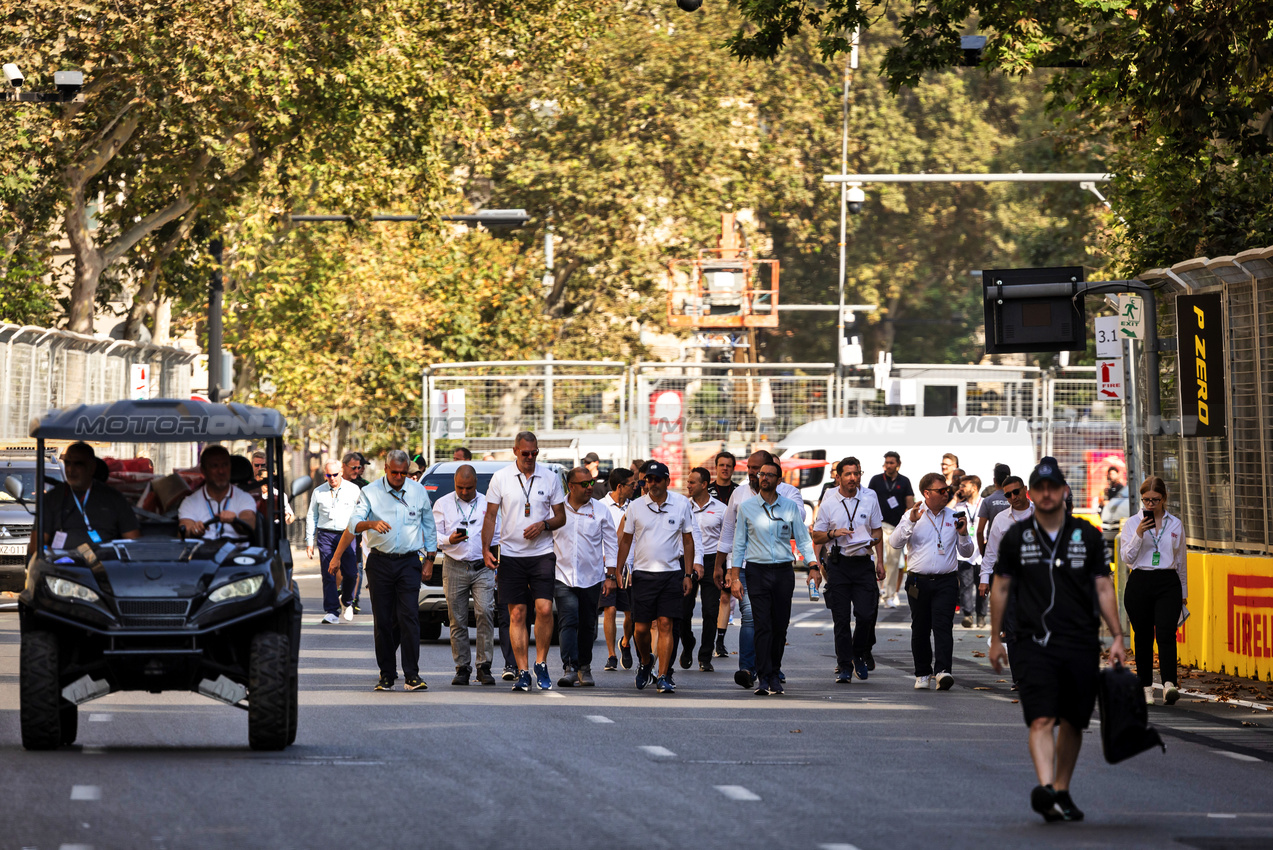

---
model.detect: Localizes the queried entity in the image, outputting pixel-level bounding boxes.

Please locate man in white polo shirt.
[554,466,617,687]
[888,471,975,690]
[810,457,885,683]
[671,466,726,673]
[481,432,567,692]
[614,461,700,694]
[433,464,499,687]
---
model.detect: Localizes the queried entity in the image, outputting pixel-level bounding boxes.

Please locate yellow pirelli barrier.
[1173,551,1273,681]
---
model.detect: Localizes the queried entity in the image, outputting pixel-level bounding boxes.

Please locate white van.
[778,417,1038,512]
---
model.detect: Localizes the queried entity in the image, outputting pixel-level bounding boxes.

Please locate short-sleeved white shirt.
[623,492,697,573]
[690,495,727,556]
[813,487,883,557]
[485,462,566,558]
[178,485,258,540]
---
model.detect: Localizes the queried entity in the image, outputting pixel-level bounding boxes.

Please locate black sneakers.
[475,664,496,686]
[451,667,471,686]
[679,636,696,669]
[1031,785,1064,822]
[404,676,428,691]
[374,677,394,691]
[1053,789,1084,821]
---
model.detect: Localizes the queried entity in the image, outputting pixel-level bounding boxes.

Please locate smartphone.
[1142,509,1155,526]
[456,526,469,538]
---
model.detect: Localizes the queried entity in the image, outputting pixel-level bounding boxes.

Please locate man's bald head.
[454,464,477,501]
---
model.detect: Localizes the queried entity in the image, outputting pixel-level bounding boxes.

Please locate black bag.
[1097,662,1166,764]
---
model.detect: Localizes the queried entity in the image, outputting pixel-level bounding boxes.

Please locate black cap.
[1029,456,1066,487]
[582,452,600,464]
[644,461,670,479]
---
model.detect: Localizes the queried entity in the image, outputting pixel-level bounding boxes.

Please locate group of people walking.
[299,433,1186,823]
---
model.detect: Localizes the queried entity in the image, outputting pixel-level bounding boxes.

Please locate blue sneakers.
[533,662,552,691]
[656,675,676,694]
[854,658,869,680]
[635,661,654,690]
[512,669,532,692]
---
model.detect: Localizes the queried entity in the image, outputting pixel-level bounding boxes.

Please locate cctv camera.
[3,63,23,88]
[846,184,866,214]
[676,0,703,10]
[54,70,83,94]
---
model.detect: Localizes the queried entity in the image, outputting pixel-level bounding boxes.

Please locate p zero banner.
[1175,292,1226,438]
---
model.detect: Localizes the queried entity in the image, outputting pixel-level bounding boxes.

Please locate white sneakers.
[1144,685,1155,705]
[913,673,952,690]
[914,675,931,689]
[342,602,355,622]
[935,672,954,690]
[321,613,340,625]
[884,594,899,609]
[1163,681,1180,705]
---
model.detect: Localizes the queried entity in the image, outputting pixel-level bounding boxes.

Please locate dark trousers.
[366,551,422,681]
[672,563,722,664]
[826,555,878,667]
[957,560,986,619]
[554,580,604,668]
[747,562,795,685]
[906,572,958,677]
[316,529,358,615]
[1124,568,1183,688]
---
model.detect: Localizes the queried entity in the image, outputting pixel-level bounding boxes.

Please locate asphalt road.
[2,559,1271,850]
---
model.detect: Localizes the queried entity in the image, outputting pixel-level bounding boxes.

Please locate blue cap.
[644,461,670,479]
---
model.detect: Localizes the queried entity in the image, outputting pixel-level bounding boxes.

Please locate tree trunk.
[152,296,172,344]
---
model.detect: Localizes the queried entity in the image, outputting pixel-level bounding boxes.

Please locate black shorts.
[1013,641,1100,730]
[496,553,556,607]
[598,582,631,612]
[631,570,685,623]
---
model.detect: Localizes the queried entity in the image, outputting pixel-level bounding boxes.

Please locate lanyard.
[840,494,860,533]
[69,486,96,536]
[924,509,946,553]
[517,473,536,518]
[204,487,230,534]
[456,495,478,525]
[1149,520,1165,553]
[568,501,595,521]
[882,475,901,493]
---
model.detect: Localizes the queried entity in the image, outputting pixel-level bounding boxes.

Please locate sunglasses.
[385,468,408,477]
[252,462,267,469]
[757,472,780,479]
[324,473,340,479]
[1004,488,1023,498]
[925,487,951,494]
[571,479,595,487]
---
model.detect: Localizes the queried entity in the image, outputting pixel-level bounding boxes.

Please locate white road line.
[640,745,677,758]
[81,746,106,755]
[88,713,112,722]
[58,845,94,850]
[585,715,613,724]
[715,785,760,801]
[793,622,833,629]
[70,785,101,801]
[1213,751,1261,763]
[1207,813,1238,818]
[820,844,863,850]
[543,691,566,699]
[789,609,822,625]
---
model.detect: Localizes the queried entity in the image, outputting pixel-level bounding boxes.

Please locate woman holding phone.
[1119,476,1187,705]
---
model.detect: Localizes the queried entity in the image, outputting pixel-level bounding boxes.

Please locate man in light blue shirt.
[331,450,437,692]
[731,461,815,695]
[307,459,365,624]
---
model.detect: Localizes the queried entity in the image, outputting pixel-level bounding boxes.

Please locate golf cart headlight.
[44,576,100,603]
[208,575,264,603]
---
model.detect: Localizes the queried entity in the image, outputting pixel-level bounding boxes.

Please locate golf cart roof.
[31,400,287,442]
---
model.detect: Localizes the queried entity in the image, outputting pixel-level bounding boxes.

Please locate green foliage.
[494,4,1100,364]
[728,0,1273,273]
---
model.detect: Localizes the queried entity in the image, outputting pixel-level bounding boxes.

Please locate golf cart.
[10,400,309,751]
